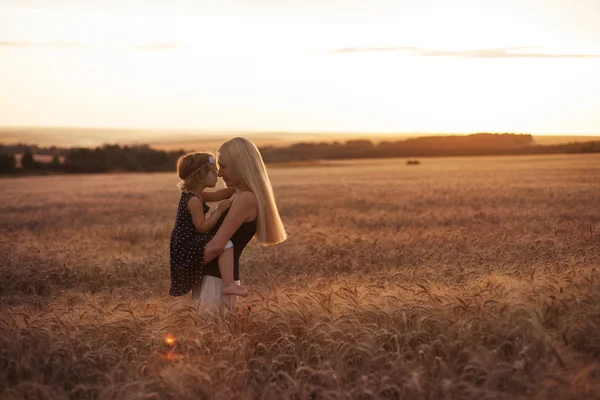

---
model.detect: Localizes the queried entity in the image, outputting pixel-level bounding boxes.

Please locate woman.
[192,137,287,312]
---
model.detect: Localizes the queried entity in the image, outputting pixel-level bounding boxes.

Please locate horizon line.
[1,125,600,137]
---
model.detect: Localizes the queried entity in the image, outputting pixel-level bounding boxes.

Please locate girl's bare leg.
[218,247,248,297]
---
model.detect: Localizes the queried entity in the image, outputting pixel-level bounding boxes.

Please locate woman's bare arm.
[204,192,257,264]
[201,187,236,202]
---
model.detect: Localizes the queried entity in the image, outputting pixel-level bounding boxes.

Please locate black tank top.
[203,214,257,280]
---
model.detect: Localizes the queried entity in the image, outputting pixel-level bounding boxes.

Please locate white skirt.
[192,275,240,313]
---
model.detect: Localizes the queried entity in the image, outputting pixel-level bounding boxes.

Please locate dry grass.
[1,154,600,399]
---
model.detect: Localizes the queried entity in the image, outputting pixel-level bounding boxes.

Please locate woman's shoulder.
[230,191,257,222]
[235,191,257,208]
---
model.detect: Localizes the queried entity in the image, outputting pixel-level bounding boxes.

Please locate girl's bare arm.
[188,197,229,233]
[201,187,236,202]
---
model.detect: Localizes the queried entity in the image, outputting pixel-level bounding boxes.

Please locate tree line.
[1,133,599,175]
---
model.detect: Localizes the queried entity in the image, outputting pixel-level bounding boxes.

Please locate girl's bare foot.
[222,283,248,297]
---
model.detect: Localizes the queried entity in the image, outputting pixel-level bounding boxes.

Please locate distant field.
[152,135,600,150]
[2,126,598,150]
[1,154,600,399]
[0,127,402,149]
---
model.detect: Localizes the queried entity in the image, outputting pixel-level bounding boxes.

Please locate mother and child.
[168,137,287,309]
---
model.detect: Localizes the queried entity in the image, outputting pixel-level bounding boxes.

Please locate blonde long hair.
[218,137,287,245]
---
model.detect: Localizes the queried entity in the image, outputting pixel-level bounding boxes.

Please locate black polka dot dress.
[169,192,211,296]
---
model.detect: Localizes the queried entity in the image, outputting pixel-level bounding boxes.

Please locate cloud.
[0,41,90,49]
[421,47,600,59]
[330,46,423,54]
[3,40,597,58]
[329,45,600,59]
[0,41,180,51]
[129,42,181,50]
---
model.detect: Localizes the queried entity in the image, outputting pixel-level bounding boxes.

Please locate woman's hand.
[204,191,257,264]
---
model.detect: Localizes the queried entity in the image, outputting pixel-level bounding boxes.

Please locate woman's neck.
[235,183,249,192]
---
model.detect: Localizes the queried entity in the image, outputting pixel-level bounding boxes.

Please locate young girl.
[169,151,249,298]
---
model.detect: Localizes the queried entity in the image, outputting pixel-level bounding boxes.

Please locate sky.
[1,0,599,135]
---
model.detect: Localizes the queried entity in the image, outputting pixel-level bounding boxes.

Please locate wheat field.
[1,154,600,400]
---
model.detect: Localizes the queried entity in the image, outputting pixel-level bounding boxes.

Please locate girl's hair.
[218,137,287,245]
[176,151,215,192]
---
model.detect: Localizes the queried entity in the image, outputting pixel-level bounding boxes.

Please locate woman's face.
[217,156,239,187]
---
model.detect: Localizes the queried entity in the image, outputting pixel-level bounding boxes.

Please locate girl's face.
[202,164,218,188]
[218,156,239,187]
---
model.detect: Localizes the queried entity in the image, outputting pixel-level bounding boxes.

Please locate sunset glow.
[1,0,599,135]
